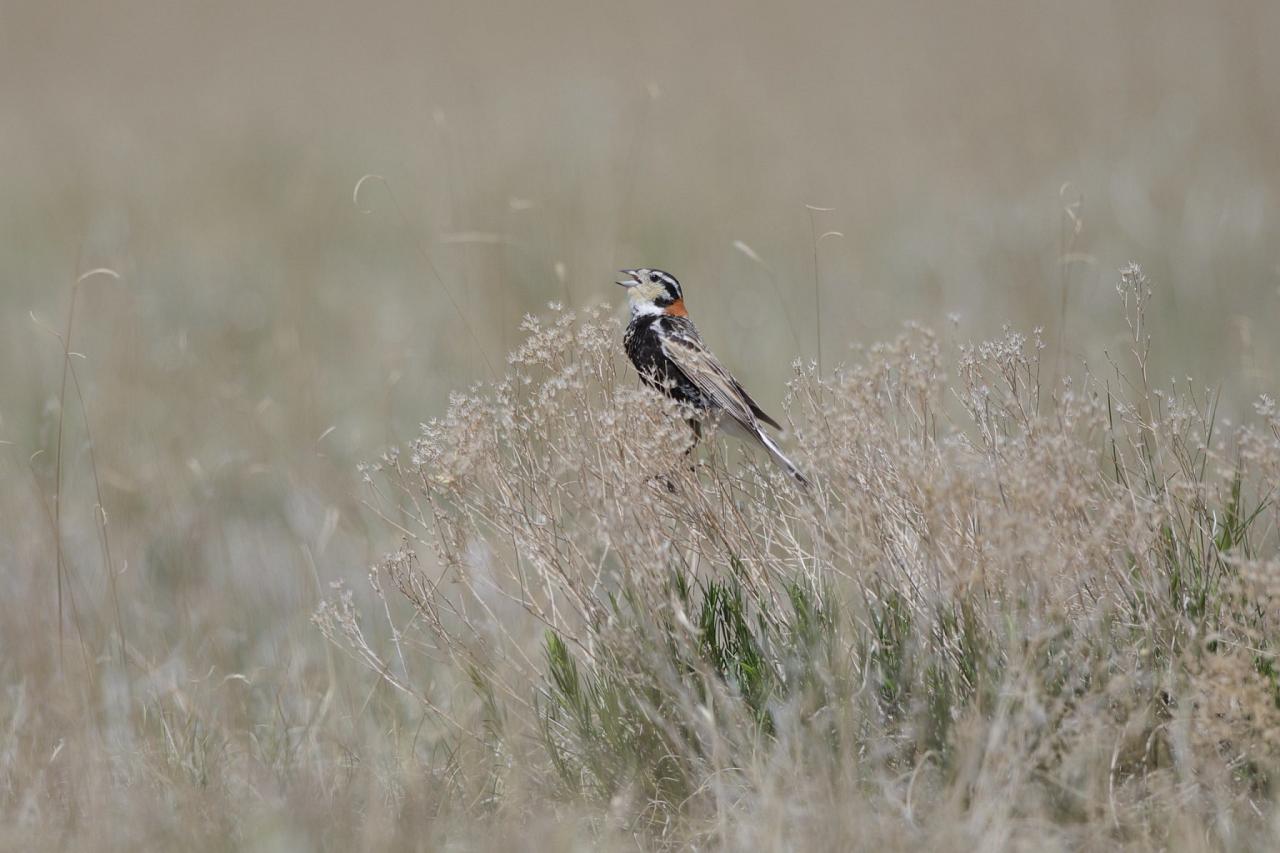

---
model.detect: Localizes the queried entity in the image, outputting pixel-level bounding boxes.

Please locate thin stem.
[354,174,496,379]
[805,206,840,376]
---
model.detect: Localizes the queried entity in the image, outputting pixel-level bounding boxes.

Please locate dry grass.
[313,269,1280,849]
[7,273,1280,851]
[4,2,1280,850]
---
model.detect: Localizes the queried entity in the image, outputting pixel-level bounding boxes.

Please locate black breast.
[623,314,713,413]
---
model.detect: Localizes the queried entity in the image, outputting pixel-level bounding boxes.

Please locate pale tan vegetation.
[314,268,1280,849]
[4,2,1280,850]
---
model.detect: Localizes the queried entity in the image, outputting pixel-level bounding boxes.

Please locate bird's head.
[616,269,687,317]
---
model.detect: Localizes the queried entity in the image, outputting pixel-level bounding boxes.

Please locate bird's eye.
[649,273,660,283]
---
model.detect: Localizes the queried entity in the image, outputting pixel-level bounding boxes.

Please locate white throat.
[629,301,664,318]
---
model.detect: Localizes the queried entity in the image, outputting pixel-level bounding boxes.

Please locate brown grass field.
[3,1,1280,849]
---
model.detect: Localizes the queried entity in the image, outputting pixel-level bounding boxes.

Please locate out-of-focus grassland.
[1,1,1278,849]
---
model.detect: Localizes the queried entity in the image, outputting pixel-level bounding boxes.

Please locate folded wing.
[657,317,783,432]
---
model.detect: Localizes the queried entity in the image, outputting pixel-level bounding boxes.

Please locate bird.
[616,268,810,487]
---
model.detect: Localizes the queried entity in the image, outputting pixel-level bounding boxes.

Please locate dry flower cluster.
[318,265,1280,849]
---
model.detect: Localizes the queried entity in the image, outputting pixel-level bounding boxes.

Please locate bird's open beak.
[615,269,640,288]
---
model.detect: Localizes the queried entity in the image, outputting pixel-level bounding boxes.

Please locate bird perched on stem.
[616,268,810,487]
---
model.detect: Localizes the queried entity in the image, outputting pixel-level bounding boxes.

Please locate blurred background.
[1,0,1278,843]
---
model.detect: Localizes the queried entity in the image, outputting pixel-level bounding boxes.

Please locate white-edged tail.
[756,430,811,489]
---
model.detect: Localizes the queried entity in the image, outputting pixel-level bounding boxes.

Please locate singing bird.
[616,268,810,487]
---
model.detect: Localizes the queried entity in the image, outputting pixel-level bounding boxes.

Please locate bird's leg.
[684,418,701,457]
[652,419,702,494]
[680,418,702,477]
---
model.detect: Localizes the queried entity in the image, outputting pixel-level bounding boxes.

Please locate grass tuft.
[312,265,1280,847]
